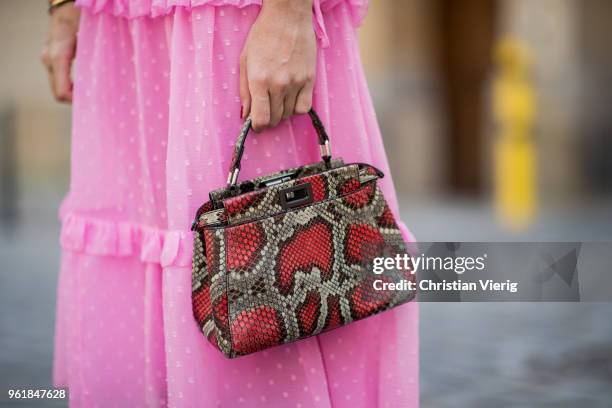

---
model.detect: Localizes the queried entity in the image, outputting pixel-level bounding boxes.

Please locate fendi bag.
[191,110,415,358]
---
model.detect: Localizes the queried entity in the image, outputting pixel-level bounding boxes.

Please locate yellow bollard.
[493,38,537,230]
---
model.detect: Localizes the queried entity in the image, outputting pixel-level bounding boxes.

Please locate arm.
[239,0,317,131]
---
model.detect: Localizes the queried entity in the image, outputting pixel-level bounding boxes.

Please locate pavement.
[1,194,611,407]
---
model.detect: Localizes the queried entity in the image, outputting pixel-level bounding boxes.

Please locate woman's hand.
[240,0,316,131]
[41,3,80,103]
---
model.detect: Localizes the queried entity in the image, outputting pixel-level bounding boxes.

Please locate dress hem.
[59,213,194,267]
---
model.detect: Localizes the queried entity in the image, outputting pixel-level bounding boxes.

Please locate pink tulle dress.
[53,0,419,406]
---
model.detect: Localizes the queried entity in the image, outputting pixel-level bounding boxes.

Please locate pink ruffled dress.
[54,0,419,406]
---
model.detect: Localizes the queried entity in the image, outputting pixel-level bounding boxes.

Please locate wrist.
[49,0,75,14]
[262,0,313,19]
[50,3,80,31]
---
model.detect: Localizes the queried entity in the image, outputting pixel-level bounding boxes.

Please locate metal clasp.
[278,183,313,210]
[319,140,332,159]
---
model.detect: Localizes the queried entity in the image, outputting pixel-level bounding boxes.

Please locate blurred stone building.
[359,0,612,201]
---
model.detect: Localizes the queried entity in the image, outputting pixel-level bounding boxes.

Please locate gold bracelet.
[49,0,75,13]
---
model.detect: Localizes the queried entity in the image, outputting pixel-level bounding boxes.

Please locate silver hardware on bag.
[278,183,313,210]
[319,140,332,159]
[227,168,239,186]
[358,168,378,184]
[262,175,292,187]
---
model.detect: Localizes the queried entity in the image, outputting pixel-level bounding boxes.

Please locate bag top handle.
[226,109,332,187]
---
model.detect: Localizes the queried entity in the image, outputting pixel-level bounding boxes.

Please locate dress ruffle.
[75,0,369,26]
[75,0,368,48]
[60,213,194,267]
[59,213,412,268]
[76,0,261,18]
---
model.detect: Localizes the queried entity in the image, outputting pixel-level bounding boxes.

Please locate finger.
[52,55,73,103]
[46,64,57,100]
[269,88,285,127]
[40,48,52,70]
[294,81,314,115]
[250,87,271,132]
[41,49,56,96]
[239,55,251,119]
[282,86,300,120]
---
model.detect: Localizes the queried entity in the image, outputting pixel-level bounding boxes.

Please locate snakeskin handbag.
[191,110,415,358]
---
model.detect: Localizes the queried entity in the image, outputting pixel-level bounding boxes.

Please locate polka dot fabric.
[54,1,419,407]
